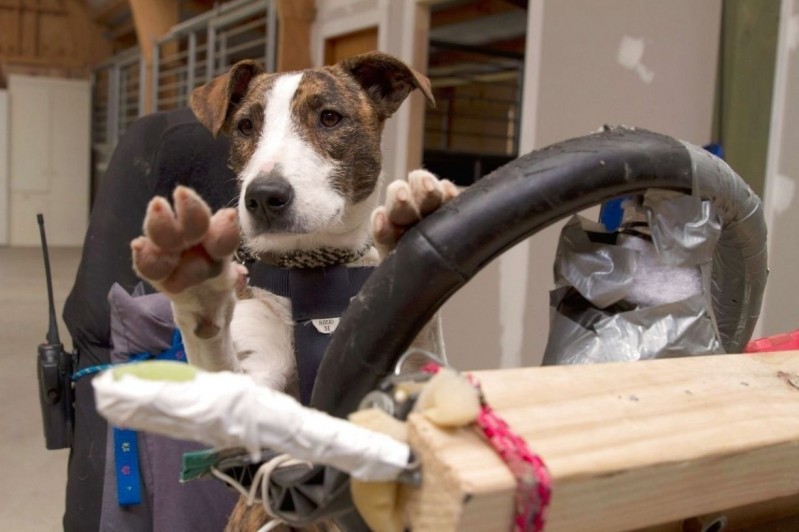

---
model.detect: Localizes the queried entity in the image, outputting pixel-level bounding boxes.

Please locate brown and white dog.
[130,52,458,529]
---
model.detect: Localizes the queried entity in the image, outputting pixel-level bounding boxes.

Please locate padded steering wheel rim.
[311,127,768,419]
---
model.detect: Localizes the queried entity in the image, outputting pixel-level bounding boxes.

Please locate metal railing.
[91,47,144,188]
[90,0,277,196]
[152,0,276,112]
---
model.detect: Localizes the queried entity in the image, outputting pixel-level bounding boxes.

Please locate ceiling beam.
[276,0,315,72]
[128,0,180,112]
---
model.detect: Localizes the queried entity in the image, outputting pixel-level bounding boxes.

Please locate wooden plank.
[0,0,62,13]
[20,7,37,57]
[406,352,799,531]
[40,11,70,57]
[0,7,20,56]
[276,0,314,72]
[0,0,110,70]
[128,0,179,112]
[62,0,112,67]
[128,0,178,63]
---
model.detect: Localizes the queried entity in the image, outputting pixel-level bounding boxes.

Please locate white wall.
[441,0,722,370]
[532,1,721,148]
[8,75,91,247]
[760,0,799,337]
[0,90,8,245]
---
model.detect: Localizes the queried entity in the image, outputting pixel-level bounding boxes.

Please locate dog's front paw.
[371,170,460,257]
[131,186,241,294]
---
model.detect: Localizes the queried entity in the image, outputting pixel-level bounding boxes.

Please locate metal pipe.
[164,0,253,38]
[219,16,265,38]
[119,67,128,138]
[152,43,160,112]
[188,32,197,96]
[138,55,146,117]
[266,0,276,72]
[218,36,267,57]
[94,46,140,69]
[107,63,120,147]
[218,31,228,68]
[513,68,523,155]
[157,64,190,78]
[210,0,269,29]
[206,25,216,82]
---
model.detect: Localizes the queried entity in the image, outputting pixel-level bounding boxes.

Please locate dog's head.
[190,52,434,254]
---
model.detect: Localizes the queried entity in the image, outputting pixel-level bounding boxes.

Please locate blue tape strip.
[155,329,186,362]
[109,329,185,506]
[114,427,142,506]
[599,197,627,232]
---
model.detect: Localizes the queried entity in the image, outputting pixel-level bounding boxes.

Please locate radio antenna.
[37,214,61,346]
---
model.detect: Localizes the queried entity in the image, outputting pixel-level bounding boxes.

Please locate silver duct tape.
[544,141,767,364]
[712,218,768,352]
[553,213,708,309]
[645,192,721,267]
[683,144,769,353]
[553,216,638,309]
[547,193,725,364]
[543,293,723,365]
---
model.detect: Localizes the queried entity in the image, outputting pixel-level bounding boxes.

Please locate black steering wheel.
[311,126,768,419]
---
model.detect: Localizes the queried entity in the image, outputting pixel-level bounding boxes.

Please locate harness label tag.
[312,317,340,334]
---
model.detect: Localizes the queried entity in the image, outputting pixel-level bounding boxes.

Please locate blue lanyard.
[74,329,186,506]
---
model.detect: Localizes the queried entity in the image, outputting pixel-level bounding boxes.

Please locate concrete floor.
[0,246,81,531]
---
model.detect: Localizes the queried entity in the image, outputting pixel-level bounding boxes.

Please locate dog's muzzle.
[244,174,294,226]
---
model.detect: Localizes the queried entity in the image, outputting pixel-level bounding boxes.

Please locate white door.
[8,75,90,247]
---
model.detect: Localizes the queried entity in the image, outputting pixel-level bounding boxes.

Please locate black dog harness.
[248,262,374,405]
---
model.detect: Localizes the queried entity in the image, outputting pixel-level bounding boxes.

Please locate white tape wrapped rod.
[92,368,410,482]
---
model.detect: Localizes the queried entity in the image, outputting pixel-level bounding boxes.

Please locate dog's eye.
[320,110,342,128]
[237,118,254,136]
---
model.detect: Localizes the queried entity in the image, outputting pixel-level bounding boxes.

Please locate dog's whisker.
[224,196,238,209]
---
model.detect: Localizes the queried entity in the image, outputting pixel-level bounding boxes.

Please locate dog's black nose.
[244,177,294,222]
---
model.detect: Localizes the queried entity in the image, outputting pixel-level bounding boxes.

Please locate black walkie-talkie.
[36,214,75,449]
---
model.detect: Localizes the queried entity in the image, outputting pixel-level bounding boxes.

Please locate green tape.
[112,360,197,382]
[181,448,222,482]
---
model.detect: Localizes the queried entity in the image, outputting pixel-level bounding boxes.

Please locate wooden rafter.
[276,0,314,72]
[128,0,179,112]
[0,0,112,77]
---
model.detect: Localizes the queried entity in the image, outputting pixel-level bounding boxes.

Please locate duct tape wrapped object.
[543,191,727,365]
[92,363,412,483]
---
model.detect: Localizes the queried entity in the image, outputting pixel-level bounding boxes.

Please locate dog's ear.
[338,52,435,120]
[190,60,265,137]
